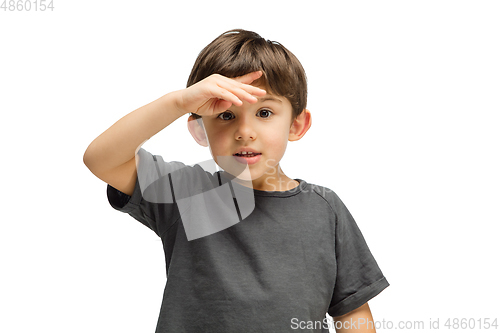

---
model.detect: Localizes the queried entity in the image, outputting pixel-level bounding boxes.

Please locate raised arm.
[83,71,266,195]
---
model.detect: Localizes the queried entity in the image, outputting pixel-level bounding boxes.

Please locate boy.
[84,29,389,332]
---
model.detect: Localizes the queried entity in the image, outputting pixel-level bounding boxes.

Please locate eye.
[217,111,235,121]
[257,109,273,118]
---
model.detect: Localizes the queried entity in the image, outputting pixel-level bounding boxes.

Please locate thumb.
[214,99,233,114]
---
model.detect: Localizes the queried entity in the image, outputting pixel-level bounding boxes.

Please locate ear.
[289,109,312,141]
[187,115,208,147]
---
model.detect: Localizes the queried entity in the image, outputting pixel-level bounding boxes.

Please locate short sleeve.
[106,148,223,238]
[106,148,185,237]
[327,191,389,317]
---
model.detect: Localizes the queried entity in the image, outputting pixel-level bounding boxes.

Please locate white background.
[1,1,499,332]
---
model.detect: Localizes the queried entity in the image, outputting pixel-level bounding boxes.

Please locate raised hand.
[176,71,267,117]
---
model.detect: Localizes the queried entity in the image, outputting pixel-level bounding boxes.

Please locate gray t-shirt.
[107,148,389,332]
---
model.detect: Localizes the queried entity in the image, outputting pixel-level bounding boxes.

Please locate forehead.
[249,78,287,104]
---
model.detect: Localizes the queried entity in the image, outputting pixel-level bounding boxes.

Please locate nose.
[234,117,257,141]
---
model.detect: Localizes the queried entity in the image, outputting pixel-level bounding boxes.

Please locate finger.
[235,86,265,103]
[212,87,243,106]
[241,83,266,97]
[216,81,265,104]
[224,85,260,104]
[235,70,263,84]
[215,73,266,97]
[196,97,232,116]
[231,72,267,96]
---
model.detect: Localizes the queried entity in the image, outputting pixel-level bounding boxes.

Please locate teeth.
[235,151,261,156]
[236,151,259,156]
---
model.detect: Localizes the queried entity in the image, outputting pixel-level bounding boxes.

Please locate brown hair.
[187,29,307,120]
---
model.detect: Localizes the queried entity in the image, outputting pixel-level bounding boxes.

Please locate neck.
[224,165,298,192]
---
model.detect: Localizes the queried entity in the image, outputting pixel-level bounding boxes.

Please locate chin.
[213,155,264,180]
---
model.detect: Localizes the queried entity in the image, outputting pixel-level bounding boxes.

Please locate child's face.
[199,85,298,189]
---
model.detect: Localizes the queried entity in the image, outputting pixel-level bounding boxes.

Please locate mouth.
[233,152,261,158]
[233,150,262,165]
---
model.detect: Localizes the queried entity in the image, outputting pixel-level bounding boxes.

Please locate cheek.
[205,127,229,148]
[267,129,289,154]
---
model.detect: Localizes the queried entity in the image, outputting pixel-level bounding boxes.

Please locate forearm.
[333,303,376,333]
[83,90,185,174]
[83,71,265,177]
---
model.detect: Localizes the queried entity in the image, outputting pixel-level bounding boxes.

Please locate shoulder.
[136,148,217,179]
[299,180,341,205]
[297,180,352,220]
[136,148,222,201]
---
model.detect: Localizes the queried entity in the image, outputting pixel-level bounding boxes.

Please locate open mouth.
[232,151,262,165]
[233,152,262,158]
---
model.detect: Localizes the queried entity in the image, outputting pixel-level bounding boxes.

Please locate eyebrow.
[258,96,282,103]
